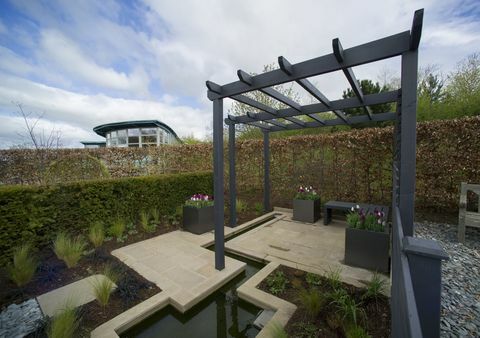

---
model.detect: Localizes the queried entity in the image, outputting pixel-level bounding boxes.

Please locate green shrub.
[7,244,37,287]
[88,222,104,248]
[53,232,86,268]
[298,288,325,319]
[267,270,289,295]
[47,304,80,338]
[236,198,248,213]
[91,265,118,307]
[292,322,318,337]
[109,218,126,241]
[0,172,213,265]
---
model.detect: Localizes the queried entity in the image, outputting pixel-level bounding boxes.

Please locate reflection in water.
[122,253,264,338]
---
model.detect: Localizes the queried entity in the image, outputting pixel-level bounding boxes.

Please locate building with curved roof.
[81,120,180,148]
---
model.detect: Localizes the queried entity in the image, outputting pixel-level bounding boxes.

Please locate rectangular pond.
[121,252,265,338]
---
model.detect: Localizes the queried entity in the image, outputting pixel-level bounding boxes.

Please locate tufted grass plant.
[325,266,343,290]
[109,218,126,241]
[298,288,325,319]
[268,321,288,338]
[91,265,118,308]
[362,272,386,302]
[140,210,156,233]
[53,232,86,268]
[7,244,38,287]
[88,222,105,248]
[236,199,248,213]
[150,208,160,224]
[47,303,80,338]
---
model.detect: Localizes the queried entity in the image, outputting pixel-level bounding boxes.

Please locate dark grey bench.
[323,201,389,225]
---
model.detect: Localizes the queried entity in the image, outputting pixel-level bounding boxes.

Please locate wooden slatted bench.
[323,201,389,225]
[458,182,480,243]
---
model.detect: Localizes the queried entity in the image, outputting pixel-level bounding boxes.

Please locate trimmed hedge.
[0,171,213,265]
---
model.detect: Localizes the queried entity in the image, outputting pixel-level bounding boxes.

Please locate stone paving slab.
[37,274,115,317]
[112,229,246,313]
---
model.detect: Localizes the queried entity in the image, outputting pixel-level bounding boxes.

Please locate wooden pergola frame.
[205,8,449,338]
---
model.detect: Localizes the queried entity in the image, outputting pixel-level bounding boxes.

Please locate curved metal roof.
[93,120,180,141]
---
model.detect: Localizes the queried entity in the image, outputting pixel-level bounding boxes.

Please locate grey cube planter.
[183,205,214,235]
[344,227,390,273]
[293,198,321,223]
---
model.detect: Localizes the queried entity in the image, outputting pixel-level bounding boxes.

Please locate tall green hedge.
[0,171,213,265]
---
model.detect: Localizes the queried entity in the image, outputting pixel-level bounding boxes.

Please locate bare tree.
[14,102,62,149]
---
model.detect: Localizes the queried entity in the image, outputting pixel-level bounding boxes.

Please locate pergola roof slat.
[230,94,277,115]
[333,38,373,120]
[225,90,398,125]
[258,87,302,111]
[207,30,411,100]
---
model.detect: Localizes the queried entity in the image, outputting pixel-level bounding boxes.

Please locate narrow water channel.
[121,215,277,338]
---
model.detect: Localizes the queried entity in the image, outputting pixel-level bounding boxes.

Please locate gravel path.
[415,222,480,338]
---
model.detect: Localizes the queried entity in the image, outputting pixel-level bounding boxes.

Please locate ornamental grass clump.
[236,198,248,213]
[184,193,214,208]
[140,210,156,233]
[91,265,118,308]
[7,244,38,287]
[298,288,325,319]
[150,208,161,224]
[347,205,386,232]
[47,303,80,338]
[109,218,126,241]
[295,185,320,200]
[88,222,105,248]
[53,232,86,268]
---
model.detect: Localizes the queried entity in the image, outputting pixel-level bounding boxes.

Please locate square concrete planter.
[293,198,320,223]
[182,205,214,234]
[344,227,390,273]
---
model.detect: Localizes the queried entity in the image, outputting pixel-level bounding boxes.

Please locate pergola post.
[398,49,418,237]
[213,98,225,270]
[228,123,237,227]
[263,131,271,212]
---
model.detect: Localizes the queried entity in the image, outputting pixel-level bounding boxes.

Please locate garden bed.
[257,265,391,338]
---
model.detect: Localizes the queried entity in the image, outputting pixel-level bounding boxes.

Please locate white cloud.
[38,30,150,96]
[0,73,209,148]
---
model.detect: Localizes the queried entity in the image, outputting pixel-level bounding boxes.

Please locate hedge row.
[0,171,213,265]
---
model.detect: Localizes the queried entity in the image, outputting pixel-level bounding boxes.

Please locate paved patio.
[226,210,381,286]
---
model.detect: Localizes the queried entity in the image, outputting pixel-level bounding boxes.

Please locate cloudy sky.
[0,0,479,148]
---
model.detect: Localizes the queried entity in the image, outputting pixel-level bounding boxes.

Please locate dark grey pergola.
[206,9,448,338]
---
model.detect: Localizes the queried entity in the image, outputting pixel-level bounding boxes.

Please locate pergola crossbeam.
[333,38,373,120]
[225,90,398,125]
[207,30,411,100]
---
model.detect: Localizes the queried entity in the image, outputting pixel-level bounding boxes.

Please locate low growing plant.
[325,266,343,290]
[91,265,118,307]
[332,292,366,328]
[254,202,264,215]
[140,210,156,233]
[184,193,214,208]
[47,303,80,338]
[109,218,126,241]
[53,232,86,268]
[306,272,322,287]
[295,185,320,200]
[345,324,371,338]
[7,244,38,287]
[292,321,318,338]
[298,288,325,319]
[236,198,248,213]
[88,222,105,248]
[266,270,289,295]
[150,208,161,224]
[362,272,386,304]
[268,321,288,338]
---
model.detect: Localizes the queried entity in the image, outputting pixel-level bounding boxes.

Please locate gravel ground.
[415,222,480,338]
